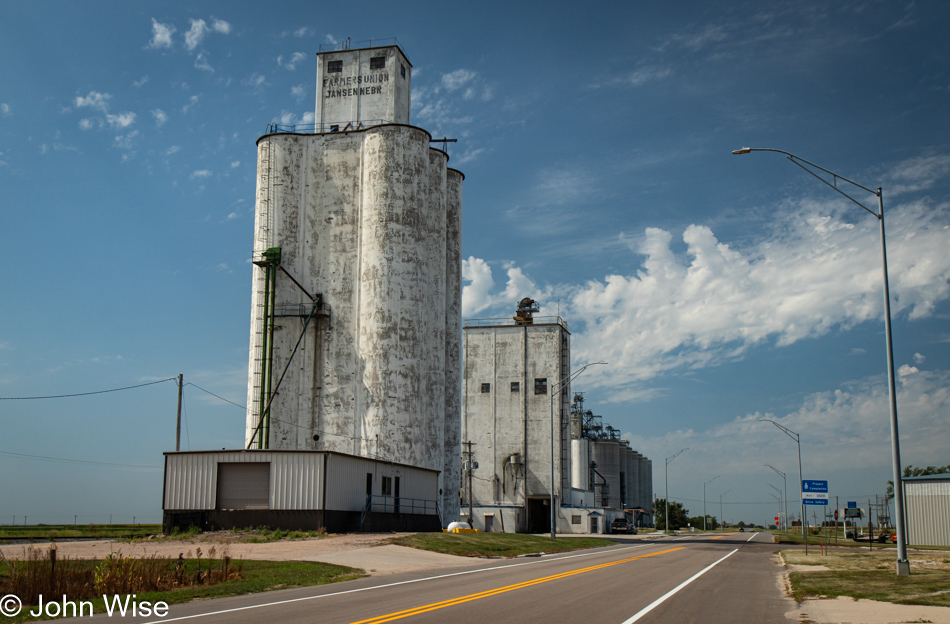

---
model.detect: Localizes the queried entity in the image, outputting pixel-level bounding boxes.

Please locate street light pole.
[664,448,689,533]
[760,419,805,540]
[734,147,909,575]
[720,489,732,529]
[704,475,720,532]
[550,361,607,539]
[768,484,784,530]
[765,464,788,533]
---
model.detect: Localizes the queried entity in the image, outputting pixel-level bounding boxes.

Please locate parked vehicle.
[610,518,636,534]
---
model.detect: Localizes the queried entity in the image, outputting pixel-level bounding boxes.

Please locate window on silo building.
[511,381,520,392]
[370,56,386,70]
[327,60,342,73]
[481,383,491,393]
[534,378,547,394]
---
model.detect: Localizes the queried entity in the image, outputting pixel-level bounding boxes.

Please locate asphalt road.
[70,532,795,624]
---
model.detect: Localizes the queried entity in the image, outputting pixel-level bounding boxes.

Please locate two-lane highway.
[120,532,792,624]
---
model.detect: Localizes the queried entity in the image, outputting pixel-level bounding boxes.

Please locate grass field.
[0,558,363,623]
[783,549,950,607]
[0,524,161,542]
[388,532,615,557]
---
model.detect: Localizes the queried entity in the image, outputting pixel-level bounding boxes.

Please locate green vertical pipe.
[263,261,278,449]
[257,263,271,450]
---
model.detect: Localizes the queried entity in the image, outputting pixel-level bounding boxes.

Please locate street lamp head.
[732,147,752,155]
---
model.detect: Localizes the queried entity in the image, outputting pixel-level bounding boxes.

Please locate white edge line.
[142,542,651,624]
[620,548,740,624]
[746,532,758,542]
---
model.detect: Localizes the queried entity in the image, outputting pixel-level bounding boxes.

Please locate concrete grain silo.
[243,42,462,524]
[592,439,621,510]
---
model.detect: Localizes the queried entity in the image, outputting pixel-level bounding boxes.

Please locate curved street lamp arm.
[759,418,799,443]
[704,475,721,487]
[667,447,689,464]
[732,147,880,217]
[764,464,785,479]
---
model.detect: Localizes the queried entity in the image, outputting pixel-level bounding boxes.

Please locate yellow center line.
[709,533,737,540]
[348,546,685,624]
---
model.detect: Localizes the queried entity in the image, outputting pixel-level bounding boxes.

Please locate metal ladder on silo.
[249,140,275,448]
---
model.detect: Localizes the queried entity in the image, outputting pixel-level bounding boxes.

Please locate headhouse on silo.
[163,40,463,534]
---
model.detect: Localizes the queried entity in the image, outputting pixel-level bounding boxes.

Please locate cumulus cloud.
[279,52,307,70]
[133,76,149,88]
[462,257,550,318]
[147,18,175,49]
[623,365,950,491]
[1,103,11,116]
[242,73,266,90]
[231,161,240,168]
[212,19,231,34]
[190,170,212,179]
[75,91,112,113]
[166,145,181,156]
[194,51,214,72]
[465,195,950,400]
[888,154,950,196]
[105,112,136,129]
[78,118,95,130]
[442,69,477,91]
[151,109,168,126]
[184,19,209,51]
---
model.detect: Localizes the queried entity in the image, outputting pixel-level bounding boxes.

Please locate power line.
[185,382,247,410]
[0,450,159,469]
[0,377,177,400]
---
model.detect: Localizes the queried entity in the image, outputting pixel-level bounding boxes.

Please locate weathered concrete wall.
[462,323,570,516]
[315,45,411,128]
[245,124,461,524]
[592,439,622,510]
[625,449,641,509]
[443,169,463,523]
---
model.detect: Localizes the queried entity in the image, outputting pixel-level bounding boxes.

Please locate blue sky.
[2,1,948,527]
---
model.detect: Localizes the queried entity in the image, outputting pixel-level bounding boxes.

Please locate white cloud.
[623,365,950,499]
[181,95,199,114]
[230,161,240,168]
[461,257,549,318]
[227,212,239,220]
[291,84,306,100]
[888,154,950,196]
[325,34,338,44]
[212,19,231,34]
[166,145,181,156]
[147,18,175,49]
[294,27,311,37]
[190,169,212,179]
[280,52,307,71]
[914,352,926,365]
[466,196,950,400]
[442,69,477,91]
[194,51,214,72]
[113,130,139,150]
[105,112,136,129]
[75,91,111,113]
[133,76,149,88]
[184,19,209,51]
[216,263,231,272]
[1,103,11,116]
[242,73,266,90]
[78,118,95,130]
[151,109,168,126]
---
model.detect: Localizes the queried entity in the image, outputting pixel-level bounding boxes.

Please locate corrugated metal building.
[163,450,440,533]
[903,474,950,547]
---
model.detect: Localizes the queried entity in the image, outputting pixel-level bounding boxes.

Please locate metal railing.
[318,37,402,53]
[359,495,440,530]
[264,120,393,135]
[464,316,569,330]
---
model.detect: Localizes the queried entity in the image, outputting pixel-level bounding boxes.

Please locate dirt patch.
[791,595,950,623]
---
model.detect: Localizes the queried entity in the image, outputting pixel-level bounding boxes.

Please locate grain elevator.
[163,40,462,533]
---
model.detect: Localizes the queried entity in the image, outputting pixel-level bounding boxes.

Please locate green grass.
[388,532,615,557]
[0,558,364,623]
[0,524,161,542]
[783,549,950,607]
[770,529,950,551]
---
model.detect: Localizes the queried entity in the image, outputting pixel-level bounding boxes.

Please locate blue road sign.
[803,498,828,505]
[847,501,857,509]
[802,480,828,493]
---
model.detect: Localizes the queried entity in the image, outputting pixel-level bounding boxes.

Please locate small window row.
[326,57,389,73]
[478,379,548,394]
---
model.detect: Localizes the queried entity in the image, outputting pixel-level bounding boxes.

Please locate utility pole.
[462,441,476,526]
[176,373,183,451]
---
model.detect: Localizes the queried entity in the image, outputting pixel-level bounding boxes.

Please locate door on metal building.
[216,463,270,510]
